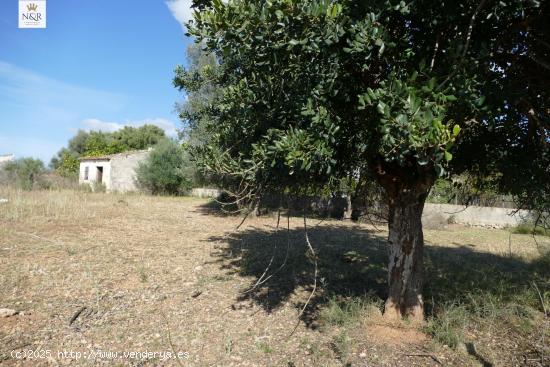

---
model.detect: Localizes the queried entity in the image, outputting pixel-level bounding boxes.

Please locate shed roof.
[79,149,150,161]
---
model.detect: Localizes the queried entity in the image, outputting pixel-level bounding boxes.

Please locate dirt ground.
[0,189,548,366]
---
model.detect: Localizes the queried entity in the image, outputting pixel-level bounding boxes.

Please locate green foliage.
[111,125,166,151]
[56,151,80,178]
[174,43,224,189]
[511,224,549,237]
[174,43,220,149]
[427,177,511,207]
[3,158,46,190]
[320,295,382,327]
[135,139,194,195]
[177,0,548,211]
[330,330,350,360]
[358,72,460,174]
[83,131,125,157]
[424,304,469,348]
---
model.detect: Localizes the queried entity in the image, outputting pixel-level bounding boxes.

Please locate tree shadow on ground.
[205,221,549,328]
[193,199,237,217]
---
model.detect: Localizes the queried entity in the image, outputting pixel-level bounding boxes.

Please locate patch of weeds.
[195,275,210,288]
[225,338,233,354]
[300,337,326,363]
[468,290,540,331]
[330,330,350,360]
[138,266,148,283]
[320,293,382,327]
[65,247,77,256]
[424,303,469,349]
[510,224,549,237]
[92,182,107,193]
[426,292,541,350]
[306,343,327,365]
[256,341,273,354]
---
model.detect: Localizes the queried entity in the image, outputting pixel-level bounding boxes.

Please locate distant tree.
[67,130,91,155]
[175,43,220,149]
[50,130,88,170]
[135,139,193,195]
[80,131,122,156]
[112,125,166,150]
[56,151,80,178]
[4,158,45,190]
[178,0,549,320]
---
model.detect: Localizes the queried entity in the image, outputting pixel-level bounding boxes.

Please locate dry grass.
[0,187,548,366]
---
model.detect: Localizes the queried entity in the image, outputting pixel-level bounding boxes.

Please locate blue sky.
[0,0,194,163]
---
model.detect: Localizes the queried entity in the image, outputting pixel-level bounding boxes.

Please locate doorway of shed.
[97,166,103,183]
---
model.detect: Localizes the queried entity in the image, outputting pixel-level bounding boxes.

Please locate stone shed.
[79,149,150,192]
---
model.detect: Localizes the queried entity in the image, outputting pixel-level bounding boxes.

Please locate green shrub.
[2,158,45,190]
[135,139,195,195]
[424,303,469,348]
[511,223,549,237]
[56,151,80,177]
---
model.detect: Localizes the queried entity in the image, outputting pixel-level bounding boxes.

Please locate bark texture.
[373,159,435,322]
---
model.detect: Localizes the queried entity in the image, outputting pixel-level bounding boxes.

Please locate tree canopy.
[175,0,549,319]
[3,158,45,191]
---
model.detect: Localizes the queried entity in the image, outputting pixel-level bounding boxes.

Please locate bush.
[56,151,80,177]
[1,158,45,190]
[511,223,549,237]
[135,140,194,195]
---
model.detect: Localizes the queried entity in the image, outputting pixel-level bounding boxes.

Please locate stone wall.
[190,188,221,198]
[423,203,531,228]
[187,188,531,228]
[109,150,150,192]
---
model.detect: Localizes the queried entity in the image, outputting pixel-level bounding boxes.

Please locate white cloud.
[0,60,127,162]
[166,0,194,31]
[81,119,122,132]
[81,118,178,137]
[0,61,125,113]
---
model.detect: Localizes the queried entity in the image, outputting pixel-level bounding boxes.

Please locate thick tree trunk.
[373,159,435,322]
[384,191,427,322]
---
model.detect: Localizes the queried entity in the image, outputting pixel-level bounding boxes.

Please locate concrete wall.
[423,203,531,228]
[190,188,221,198]
[79,159,111,189]
[109,150,149,192]
[186,188,530,228]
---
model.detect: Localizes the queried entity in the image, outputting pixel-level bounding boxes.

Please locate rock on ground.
[0,308,17,317]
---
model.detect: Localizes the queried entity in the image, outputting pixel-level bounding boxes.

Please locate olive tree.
[175,0,549,320]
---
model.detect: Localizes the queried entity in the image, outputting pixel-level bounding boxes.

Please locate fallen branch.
[289,213,318,337]
[69,306,87,325]
[242,211,291,294]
